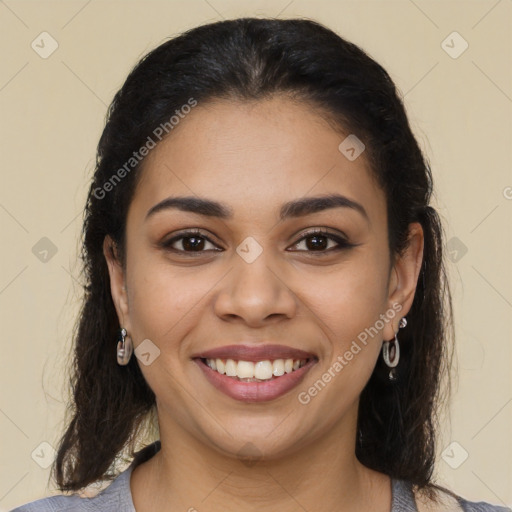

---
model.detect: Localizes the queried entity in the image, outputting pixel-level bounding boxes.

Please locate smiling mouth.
[199,357,312,382]
[194,355,318,402]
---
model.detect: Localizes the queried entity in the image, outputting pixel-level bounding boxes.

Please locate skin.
[104,95,424,512]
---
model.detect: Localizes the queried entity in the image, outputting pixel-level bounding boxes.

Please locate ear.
[383,222,424,341]
[103,235,131,331]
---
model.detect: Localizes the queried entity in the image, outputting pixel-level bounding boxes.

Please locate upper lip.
[192,344,316,362]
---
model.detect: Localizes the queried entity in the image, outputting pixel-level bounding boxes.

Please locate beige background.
[1,0,511,509]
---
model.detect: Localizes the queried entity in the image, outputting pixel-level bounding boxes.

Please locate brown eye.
[289,229,354,254]
[161,229,220,253]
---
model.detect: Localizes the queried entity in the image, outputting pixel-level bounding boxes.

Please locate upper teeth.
[206,358,307,380]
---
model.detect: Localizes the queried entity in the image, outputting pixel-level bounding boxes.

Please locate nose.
[213,250,297,327]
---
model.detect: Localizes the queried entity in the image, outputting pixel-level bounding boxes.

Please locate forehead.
[129,96,386,226]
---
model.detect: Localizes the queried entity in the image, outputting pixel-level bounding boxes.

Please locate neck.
[130,404,391,512]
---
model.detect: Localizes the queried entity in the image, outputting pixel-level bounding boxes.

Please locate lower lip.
[194,358,317,403]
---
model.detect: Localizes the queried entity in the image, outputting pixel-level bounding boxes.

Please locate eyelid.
[160,228,221,251]
[290,227,349,243]
[287,228,353,253]
[160,227,354,254]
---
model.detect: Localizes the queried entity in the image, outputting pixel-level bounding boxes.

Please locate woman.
[11,17,510,512]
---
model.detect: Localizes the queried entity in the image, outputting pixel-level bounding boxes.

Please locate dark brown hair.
[52,17,454,503]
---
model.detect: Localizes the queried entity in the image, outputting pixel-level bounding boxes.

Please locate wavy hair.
[52,17,454,503]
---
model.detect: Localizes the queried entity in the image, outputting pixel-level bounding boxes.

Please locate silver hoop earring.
[382,317,407,380]
[117,327,133,366]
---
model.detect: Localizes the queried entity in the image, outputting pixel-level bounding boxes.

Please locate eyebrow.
[145,193,370,224]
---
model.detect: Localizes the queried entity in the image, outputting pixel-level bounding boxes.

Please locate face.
[105,95,423,461]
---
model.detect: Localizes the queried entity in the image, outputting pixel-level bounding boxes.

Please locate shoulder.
[456,496,511,512]
[9,467,134,512]
[10,441,160,512]
[10,493,85,512]
[413,482,511,512]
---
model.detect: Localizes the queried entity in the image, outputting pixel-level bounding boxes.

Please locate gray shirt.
[10,441,511,512]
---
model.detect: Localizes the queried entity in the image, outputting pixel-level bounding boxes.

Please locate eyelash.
[160,228,354,256]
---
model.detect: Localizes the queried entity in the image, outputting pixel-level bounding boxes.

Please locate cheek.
[296,264,389,419]
[301,253,389,328]
[302,254,390,375]
[126,255,214,347]
[125,260,205,399]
